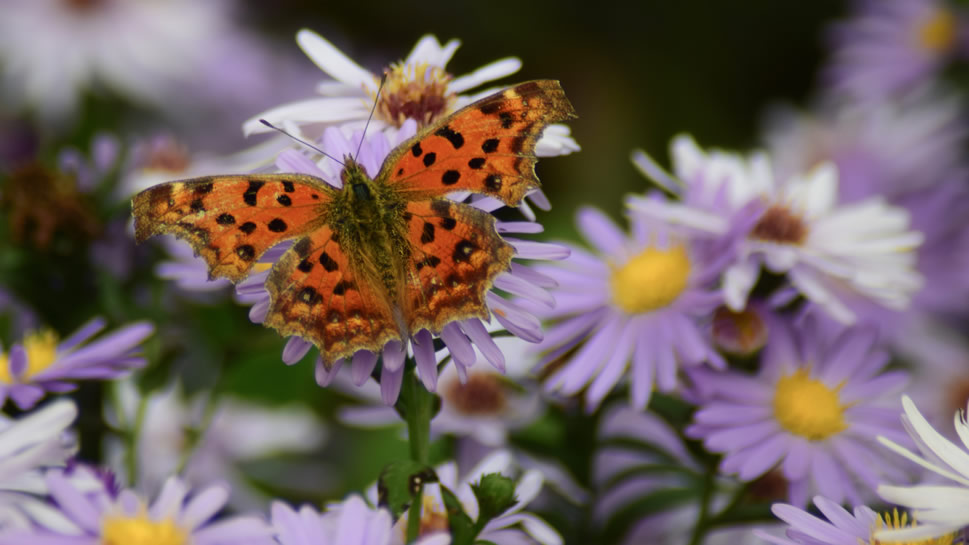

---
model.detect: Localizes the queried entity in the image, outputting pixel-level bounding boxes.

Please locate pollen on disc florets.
[772,368,847,441]
[1,163,101,249]
[872,509,955,545]
[373,61,457,128]
[917,7,958,54]
[62,0,106,11]
[750,204,808,244]
[143,139,191,173]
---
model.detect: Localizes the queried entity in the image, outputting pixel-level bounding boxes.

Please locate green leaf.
[377,460,438,520]
[471,473,517,529]
[440,484,477,545]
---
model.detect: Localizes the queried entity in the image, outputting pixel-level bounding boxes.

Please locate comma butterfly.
[132,80,576,366]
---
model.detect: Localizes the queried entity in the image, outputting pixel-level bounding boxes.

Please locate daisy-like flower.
[271,495,448,545]
[238,124,567,403]
[629,135,924,324]
[686,315,910,507]
[532,205,729,411]
[876,394,969,541]
[0,471,275,545]
[104,381,326,510]
[824,0,966,100]
[0,0,241,123]
[0,317,153,410]
[764,94,969,338]
[244,29,579,157]
[757,495,954,545]
[338,330,543,446]
[365,450,561,545]
[0,399,77,530]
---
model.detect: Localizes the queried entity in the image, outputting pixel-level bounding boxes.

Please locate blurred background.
[2,0,931,541]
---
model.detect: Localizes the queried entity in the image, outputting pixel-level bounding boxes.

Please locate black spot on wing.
[319,251,338,272]
[423,152,436,167]
[239,222,257,235]
[194,182,214,194]
[282,181,295,193]
[268,218,287,233]
[468,158,485,170]
[243,181,264,206]
[435,125,464,149]
[216,213,235,225]
[277,194,292,206]
[421,222,435,244]
[482,139,499,153]
[441,170,460,185]
[411,142,423,157]
[453,240,476,264]
[236,244,255,261]
[440,217,457,230]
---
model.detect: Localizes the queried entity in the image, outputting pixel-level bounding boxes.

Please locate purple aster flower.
[532,205,729,411]
[57,133,120,193]
[629,135,924,325]
[0,400,77,531]
[271,494,447,545]
[756,495,954,545]
[0,471,274,545]
[0,289,38,340]
[0,317,153,410]
[337,333,544,446]
[824,0,967,100]
[686,315,911,507]
[238,124,566,403]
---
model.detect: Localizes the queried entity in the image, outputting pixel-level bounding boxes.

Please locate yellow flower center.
[872,509,954,545]
[0,330,60,384]
[610,245,691,314]
[772,368,847,441]
[917,8,957,53]
[101,514,188,545]
[373,62,456,128]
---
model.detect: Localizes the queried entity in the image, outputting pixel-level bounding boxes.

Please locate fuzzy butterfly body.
[133,80,576,365]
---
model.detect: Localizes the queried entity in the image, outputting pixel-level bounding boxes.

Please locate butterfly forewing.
[132,174,333,282]
[399,199,514,334]
[379,80,576,206]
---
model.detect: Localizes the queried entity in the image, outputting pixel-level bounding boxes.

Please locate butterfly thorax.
[326,158,410,301]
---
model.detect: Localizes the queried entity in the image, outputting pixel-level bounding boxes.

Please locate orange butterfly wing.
[263,226,401,364]
[399,198,514,334]
[380,80,576,205]
[132,175,333,282]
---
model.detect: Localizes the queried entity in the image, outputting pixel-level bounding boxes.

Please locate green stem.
[402,369,434,464]
[407,483,424,543]
[126,395,148,486]
[687,468,714,545]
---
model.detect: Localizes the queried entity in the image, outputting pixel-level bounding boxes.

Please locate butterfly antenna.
[259,119,345,167]
[355,72,388,160]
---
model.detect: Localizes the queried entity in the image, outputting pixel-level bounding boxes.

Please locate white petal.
[296,29,375,90]
[449,58,522,93]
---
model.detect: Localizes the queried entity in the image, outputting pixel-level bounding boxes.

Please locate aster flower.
[338,330,543,446]
[629,135,924,324]
[876,395,969,541]
[0,0,245,123]
[763,94,969,351]
[0,317,153,410]
[756,495,953,545]
[271,495,448,545]
[244,29,579,157]
[365,450,561,545]
[824,0,966,100]
[0,400,77,531]
[238,124,567,403]
[532,205,729,411]
[104,381,326,510]
[686,315,911,507]
[0,471,275,545]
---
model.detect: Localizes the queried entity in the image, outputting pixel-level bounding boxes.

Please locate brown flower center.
[750,205,808,244]
[747,469,788,503]
[712,306,768,355]
[1,163,101,249]
[444,373,507,415]
[373,62,456,128]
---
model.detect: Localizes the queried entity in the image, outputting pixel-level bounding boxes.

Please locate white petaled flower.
[104,381,326,510]
[0,0,235,123]
[244,29,580,159]
[876,394,969,541]
[0,399,77,531]
[628,135,924,324]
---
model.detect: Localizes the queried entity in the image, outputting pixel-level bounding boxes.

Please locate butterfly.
[132,80,576,366]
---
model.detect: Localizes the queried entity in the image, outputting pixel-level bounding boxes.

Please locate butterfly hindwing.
[264,226,401,366]
[379,80,576,206]
[132,174,333,282]
[400,199,514,334]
